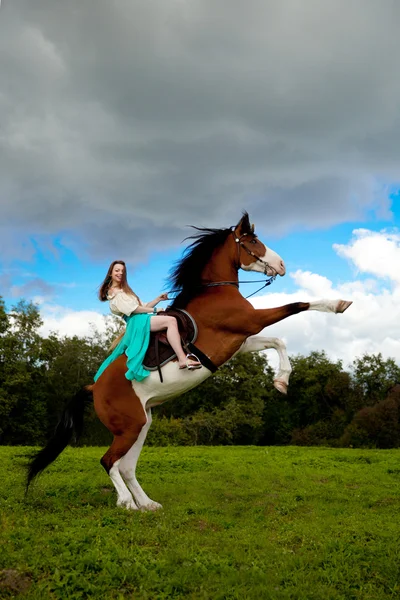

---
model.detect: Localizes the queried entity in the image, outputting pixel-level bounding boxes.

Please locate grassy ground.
[0,445,400,599]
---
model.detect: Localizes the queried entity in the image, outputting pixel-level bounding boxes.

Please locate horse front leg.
[239,336,291,394]
[253,299,352,330]
[308,299,353,313]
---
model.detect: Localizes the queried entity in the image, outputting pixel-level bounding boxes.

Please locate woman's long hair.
[98,260,140,303]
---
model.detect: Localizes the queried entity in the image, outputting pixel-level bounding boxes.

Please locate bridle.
[231,228,277,278]
[199,227,277,299]
[168,225,278,300]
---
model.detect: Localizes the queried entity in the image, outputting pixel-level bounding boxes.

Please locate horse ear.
[236,212,252,235]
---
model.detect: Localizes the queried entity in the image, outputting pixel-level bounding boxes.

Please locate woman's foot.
[179,354,202,370]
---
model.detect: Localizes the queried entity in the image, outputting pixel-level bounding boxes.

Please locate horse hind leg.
[239,335,291,394]
[265,337,291,394]
[100,436,144,510]
[119,409,162,511]
[100,406,148,510]
[94,356,148,510]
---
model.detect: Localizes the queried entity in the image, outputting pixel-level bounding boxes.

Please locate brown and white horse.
[27,213,352,510]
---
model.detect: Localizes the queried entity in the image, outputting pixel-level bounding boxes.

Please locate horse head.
[234,213,286,277]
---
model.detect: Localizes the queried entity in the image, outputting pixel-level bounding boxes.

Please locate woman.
[94,260,201,382]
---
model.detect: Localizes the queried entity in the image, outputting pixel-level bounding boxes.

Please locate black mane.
[168,212,253,308]
[168,226,232,308]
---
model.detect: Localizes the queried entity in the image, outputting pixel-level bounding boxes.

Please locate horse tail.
[109,329,125,352]
[26,385,94,490]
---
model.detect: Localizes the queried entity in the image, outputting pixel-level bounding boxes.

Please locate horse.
[27,212,352,510]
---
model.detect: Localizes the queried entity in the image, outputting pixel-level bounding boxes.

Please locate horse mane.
[168,212,252,308]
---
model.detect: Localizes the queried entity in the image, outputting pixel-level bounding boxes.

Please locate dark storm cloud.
[0,273,13,297]
[10,277,56,298]
[1,0,398,262]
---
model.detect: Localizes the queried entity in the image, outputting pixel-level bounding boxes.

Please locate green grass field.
[1,445,400,599]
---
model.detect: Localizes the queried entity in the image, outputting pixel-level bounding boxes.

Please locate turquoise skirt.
[94,313,151,382]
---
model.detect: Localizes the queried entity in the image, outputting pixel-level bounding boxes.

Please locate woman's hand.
[147,293,169,309]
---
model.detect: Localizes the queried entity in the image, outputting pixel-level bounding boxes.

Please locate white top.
[107,290,141,317]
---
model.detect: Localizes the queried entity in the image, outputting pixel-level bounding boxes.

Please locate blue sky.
[3,199,398,313]
[1,1,400,366]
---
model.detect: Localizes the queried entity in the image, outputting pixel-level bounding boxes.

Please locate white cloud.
[39,305,110,339]
[334,228,400,284]
[252,229,400,369]
[253,283,400,370]
[290,271,334,297]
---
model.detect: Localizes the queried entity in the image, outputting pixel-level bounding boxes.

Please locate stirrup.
[186,353,202,370]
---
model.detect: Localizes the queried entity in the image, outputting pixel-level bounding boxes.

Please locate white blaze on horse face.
[241,244,286,277]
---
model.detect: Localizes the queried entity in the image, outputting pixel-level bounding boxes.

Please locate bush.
[146,416,192,446]
[341,396,400,448]
[291,409,347,447]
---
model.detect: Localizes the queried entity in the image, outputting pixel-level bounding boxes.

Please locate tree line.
[1,296,399,448]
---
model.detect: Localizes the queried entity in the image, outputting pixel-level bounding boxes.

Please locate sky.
[1,0,400,371]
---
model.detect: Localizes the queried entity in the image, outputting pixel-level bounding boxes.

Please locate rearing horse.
[27,213,352,510]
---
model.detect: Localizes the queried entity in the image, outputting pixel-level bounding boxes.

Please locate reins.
[167,279,273,300]
[197,277,276,299]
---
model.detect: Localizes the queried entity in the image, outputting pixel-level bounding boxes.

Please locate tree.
[0,296,8,334]
[341,384,400,448]
[351,353,400,408]
[0,299,46,444]
[264,351,352,445]
[42,333,112,445]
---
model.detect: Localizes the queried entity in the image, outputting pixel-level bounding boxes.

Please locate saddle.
[142,308,198,382]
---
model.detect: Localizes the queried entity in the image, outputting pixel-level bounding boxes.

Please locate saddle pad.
[142,308,198,370]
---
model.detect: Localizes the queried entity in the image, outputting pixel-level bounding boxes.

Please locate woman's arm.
[143,293,169,309]
[111,292,161,316]
[132,305,162,314]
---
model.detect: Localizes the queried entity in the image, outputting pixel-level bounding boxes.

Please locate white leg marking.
[109,460,138,510]
[308,299,353,314]
[239,335,291,394]
[119,409,162,511]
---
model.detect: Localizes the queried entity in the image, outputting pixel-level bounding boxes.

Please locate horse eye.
[250,239,257,244]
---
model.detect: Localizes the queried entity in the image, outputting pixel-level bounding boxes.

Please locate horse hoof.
[140,501,163,512]
[336,300,353,314]
[117,499,138,511]
[274,379,288,395]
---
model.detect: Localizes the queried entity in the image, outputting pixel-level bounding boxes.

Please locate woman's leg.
[150,316,201,368]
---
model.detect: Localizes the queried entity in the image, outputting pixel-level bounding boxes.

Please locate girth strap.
[154,333,163,383]
[185,342,218,374]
